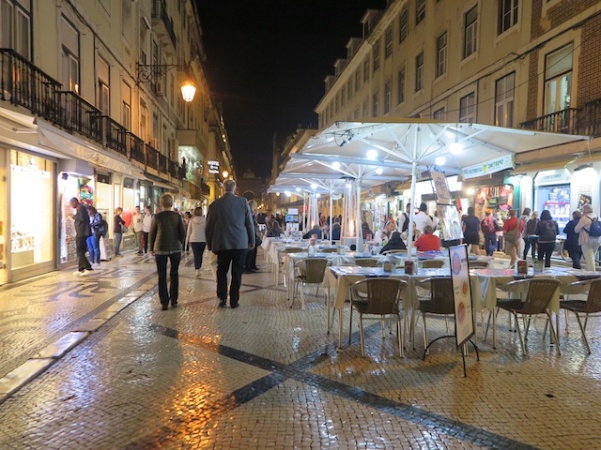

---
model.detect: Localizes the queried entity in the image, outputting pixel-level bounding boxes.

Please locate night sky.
[196,0,388,179]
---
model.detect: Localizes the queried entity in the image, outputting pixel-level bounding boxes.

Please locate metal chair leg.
[514,312,526,355]
[359,315,365,356]
[574,312,591,354]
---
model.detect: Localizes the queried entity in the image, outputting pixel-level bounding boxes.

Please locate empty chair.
[421,259,444,269]
[293,258,328,310]
[490,279,561,355]
[349,278,407,357]
[278,247,303,286]
[354,258,379,267]
[560,279,601,354]
[417,277,455,350]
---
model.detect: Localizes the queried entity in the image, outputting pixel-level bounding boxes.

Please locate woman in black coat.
[563,210,582,269]
[379,231,407,254]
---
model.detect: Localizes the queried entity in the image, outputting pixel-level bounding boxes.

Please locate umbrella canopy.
[270,118,589,250]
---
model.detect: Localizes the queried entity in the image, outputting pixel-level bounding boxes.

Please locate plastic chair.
[279,247,303,287]
[349,278,407,357]
[489,279,561,355]
[292,258,328,310]
[560,279,601,354]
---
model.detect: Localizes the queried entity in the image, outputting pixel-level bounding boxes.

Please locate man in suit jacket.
[69,197,93,276]
[206,179,255,308]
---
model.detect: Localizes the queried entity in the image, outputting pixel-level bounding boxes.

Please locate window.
[384,81,392,114]
[140,99,147,141]
[139,17,150,65]
[97,56,110,115]
[354,107,360,120]
[384,25,393,59]
[399,8,408,43]
[347,79,353,100]
[341,87,346,107]
[495,72,515,127]
[498,0,518,35]
[364,56,370,82]
[122,0,132,43]
[545,44,573,116]
[464,5,478,58]
[335,92,340,113]
[355,69,361,91]
[373,39,381,72]
[362,99,369,118]
[433,108,445,120]
[372,93,379,116]
[416,0,426,25]
[459,92,476,123]
[397,69,405,104]
[415,52,424,92]
[436,32,447,77]
[1,0,31,59]
[122,82,131,130]
[61,16,80,93]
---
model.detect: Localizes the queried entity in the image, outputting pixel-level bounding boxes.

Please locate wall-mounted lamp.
[136,63,196,102]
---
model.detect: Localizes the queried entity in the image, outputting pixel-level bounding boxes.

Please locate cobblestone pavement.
[0,250,600,449]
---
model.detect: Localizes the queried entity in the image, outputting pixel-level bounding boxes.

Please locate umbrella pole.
[329,185,333,242]
[407,126,419,255]
[356,177,362,251]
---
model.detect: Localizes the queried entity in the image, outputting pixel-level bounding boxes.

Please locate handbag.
[121,224,129,233]
[504,225,518,244]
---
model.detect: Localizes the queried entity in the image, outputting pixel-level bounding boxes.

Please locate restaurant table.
[471,267,601,347]
[323,265,452,350]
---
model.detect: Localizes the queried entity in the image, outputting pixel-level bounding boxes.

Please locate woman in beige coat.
[574,204,599,271]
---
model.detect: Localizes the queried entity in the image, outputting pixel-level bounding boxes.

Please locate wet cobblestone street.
[0,250,600,449]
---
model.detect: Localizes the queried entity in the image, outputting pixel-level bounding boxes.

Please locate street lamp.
[136,63,196,102]
[222,170,229,178]
[180,82,196,102]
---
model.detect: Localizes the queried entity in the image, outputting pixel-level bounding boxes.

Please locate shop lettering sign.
[461,154,514,179]
[208,160,219,174]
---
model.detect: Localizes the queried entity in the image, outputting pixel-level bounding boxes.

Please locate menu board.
[449,245,474,347]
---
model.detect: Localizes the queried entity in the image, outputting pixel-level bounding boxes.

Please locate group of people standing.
[474,205,600,271]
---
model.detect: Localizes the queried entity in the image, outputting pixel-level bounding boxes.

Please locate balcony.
[101,116,127,156]
[152,0,177,49]
[579,98,601,137]
[158,153,168,174]
[521,108,580,135]
[58,92,103,142]
[127,133,145,164]
[145,144,160,171]
[0,48,61,119]
[168,159,180,179]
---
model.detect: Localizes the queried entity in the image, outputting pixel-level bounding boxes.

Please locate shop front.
[534,169,571,231]
[7,148,56,282]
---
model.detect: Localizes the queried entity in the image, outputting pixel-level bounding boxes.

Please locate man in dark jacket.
[206,180,255,308]
[149,194,186,310]
[69,197,93,276]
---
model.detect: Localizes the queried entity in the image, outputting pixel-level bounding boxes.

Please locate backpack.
[95,214,109,238]
[585,217,601,238]
[481,217,495,235]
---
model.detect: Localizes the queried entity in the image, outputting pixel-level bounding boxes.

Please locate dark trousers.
[567,246,582,269]
[245,246,257,270]
[216,249,247,305]
[537,242,555,267]
[155,252,181,305]
[191,242,206,270]
[524,236,537,259]
[483,233,497,257]
[76,235,92,271]
[143,232,149,253]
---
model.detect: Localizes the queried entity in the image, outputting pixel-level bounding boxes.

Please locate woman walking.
[149,194,186,310]
[564,210,582,269]
[142,206,153,257]
[524,211,539,260]
[186,206,207,278]
[113,207,126,257]
[575,204,600,272]
[535,209,559,267]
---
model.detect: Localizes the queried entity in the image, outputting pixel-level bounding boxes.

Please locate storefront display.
[0,148,6,284]
[10,150,54,270]
[535,170,571,231]
[474,185,514,216]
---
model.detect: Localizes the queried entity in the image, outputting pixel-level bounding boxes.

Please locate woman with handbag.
[502,209,522,267]
[574,204,600,272]
[113,207,126,257]
[535,209,559,267]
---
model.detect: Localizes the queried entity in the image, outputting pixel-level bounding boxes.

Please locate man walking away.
[133,205,144,255]
[70,197,93,276]
[206,179,255,309]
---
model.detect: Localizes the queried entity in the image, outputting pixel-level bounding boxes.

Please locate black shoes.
[219,299,227,308]
[230,303,239,309]
[161,304,169,311]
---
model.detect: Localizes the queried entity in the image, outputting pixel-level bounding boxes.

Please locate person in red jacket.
[414,225,441,251]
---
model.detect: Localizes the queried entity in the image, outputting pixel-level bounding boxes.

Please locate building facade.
[0,0,233,284]
[312,0,601,231]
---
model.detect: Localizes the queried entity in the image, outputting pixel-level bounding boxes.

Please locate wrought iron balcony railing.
[58,91,103,142]
[101,115,127,156]
[145,144,160,171]
[158,153,168,174]
[520,108,580,134]
[0,48,61,118]
[128,133,145,164]
[152,0,177,48]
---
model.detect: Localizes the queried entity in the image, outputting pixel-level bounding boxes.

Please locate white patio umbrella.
[273,118,588,253]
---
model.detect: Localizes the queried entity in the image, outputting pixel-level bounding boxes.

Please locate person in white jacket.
[186,206,207,277]
[142,206,153,257]
[574,204,600,272]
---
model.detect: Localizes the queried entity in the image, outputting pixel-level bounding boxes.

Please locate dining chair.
[279,247,303,287]
[417,277,455,350]
[488,279,561,355]
[555,279,594,339]
[382,249,407,256]
[468,260,489,269]
[320,247,338,253]
[559,279,601,354]
[421,259,445,269]
[349,278,407,357]
[354,258,379,267]
[292,258,329,310]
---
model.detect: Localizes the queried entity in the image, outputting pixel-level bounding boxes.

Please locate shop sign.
[461,154,514,179]
[534,169,571,186]
[208,160,219,174]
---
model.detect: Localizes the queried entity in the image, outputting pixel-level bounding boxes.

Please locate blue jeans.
[190,242,206,270]
[86,234,100,264]
[155,252,182,305]
[114,232,123,256]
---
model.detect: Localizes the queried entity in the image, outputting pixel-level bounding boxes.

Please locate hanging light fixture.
[180,82,196,102]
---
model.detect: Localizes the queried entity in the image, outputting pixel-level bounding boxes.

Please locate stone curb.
[0,290,151,405]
